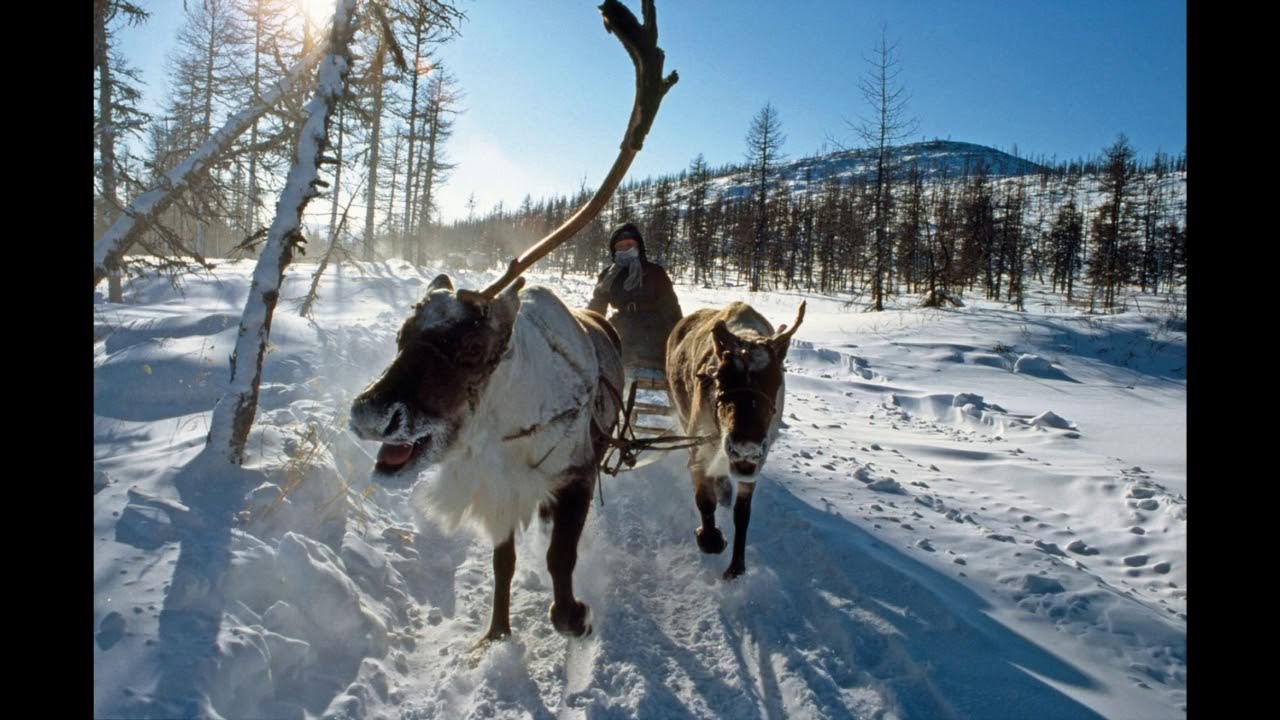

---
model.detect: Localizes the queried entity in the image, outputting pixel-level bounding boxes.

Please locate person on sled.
[587,222,683,375]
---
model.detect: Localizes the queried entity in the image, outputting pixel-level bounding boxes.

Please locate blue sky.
[116,0,1186,223]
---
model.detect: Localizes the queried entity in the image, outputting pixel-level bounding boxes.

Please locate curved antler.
[479,0,678,299]
[774,301,807,345]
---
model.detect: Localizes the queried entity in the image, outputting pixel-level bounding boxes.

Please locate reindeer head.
[705,302,806,477]
[349,274,525,486]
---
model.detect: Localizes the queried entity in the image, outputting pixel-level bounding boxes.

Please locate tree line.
[434,131,1186,313]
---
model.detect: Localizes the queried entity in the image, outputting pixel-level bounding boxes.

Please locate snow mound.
[886,391,1017,434]
[1015,574,1066,596]
[1030,410,1076,430]
[1013,354,1075,381]
[787,340,876,379]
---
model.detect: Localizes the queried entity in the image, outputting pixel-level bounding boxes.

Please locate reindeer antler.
[774,301,807,344]
[479,0,678,299]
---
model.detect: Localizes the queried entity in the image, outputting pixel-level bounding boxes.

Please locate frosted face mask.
[614,246,643,291]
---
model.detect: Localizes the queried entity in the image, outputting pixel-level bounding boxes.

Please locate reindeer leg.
[484,532,516,641]
[547,473,593,637]
[724,481,755,580]
[692,465,727,554]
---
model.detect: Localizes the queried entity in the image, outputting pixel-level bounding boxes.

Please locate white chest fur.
[412,287,604,542]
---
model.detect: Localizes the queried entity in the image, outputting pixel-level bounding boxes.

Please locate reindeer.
[350,275,623,639]
[348,0,676,641]
[666,301,805,579]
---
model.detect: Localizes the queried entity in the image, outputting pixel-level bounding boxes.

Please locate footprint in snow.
[96,612,126,650]
[1034,540,1067,557]
[1067,539,1100,555]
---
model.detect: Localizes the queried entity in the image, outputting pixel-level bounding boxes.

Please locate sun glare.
[297,0,337,31]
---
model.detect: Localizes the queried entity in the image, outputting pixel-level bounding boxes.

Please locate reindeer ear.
[772,301,807,357]
[711,320,738,355]
[427,273,453,293]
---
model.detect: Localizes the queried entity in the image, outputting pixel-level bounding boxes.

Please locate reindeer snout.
[725,438,766,476]
[350,397,408,441]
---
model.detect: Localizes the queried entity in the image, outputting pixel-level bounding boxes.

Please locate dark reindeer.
[350,275,623,639]
[348,0,676,642]
[666,301,805,579]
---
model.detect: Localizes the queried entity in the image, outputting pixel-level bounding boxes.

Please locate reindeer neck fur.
[419,286,602,542]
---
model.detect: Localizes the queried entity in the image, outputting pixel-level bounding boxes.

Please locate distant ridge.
[708,140,1048,198]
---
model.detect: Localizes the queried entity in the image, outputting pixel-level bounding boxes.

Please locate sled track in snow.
[390,449,1105,719]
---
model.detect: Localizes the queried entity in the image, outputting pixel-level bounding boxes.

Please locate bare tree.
[850,26,916,310]
[390,1,460,260]
[94,0,149,302]
[1049,197,1084,302]
[744,101,786,291]
[1088,134,1139,312]
[165,0,253,257]
[241,0,308,236]
[356,4,415,260]
[412,67,462,262]
[684,153,713,285]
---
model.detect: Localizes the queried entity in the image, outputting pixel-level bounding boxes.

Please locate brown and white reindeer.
[350,0,677,641]
[349,276,623,639]
[666,301,806,579]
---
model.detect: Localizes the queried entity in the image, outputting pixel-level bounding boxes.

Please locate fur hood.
[609,222,648,263]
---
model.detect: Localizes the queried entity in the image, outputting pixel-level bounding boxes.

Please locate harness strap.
[715,386,777,416]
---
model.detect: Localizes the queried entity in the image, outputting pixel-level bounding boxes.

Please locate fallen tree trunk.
[206,0,360,464]
[91,43,326,290]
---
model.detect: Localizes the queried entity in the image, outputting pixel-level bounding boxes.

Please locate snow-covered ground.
[94,259,1186,719]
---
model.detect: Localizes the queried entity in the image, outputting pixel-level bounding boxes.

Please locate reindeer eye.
[457,333,485,362]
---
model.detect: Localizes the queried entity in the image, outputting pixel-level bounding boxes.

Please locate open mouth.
[374,435,430,475]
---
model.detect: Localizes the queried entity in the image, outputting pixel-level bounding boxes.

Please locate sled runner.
[600,364,714,476]
[624,364,674,439]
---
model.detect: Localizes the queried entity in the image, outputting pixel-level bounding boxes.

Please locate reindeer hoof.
[549,600,592,637]
[696,527,726,554]
[723,563,746,580]
[473,627,512,649]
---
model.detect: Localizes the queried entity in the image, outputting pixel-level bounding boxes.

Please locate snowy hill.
[679,140,1047,201]
[94,260,1186,718]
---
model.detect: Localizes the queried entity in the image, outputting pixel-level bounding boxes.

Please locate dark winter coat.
[587,236,683,369]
